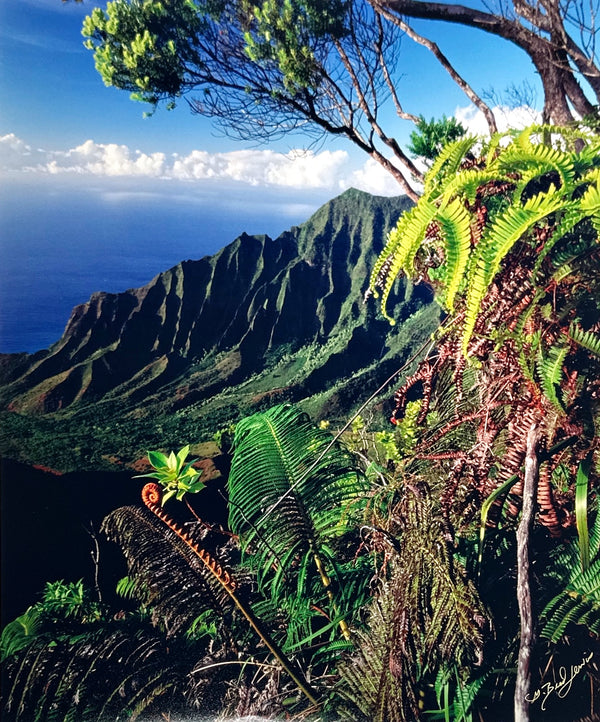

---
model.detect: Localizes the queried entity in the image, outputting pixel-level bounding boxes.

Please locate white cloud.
[169,147,349,188]
[1,134,361,191]
[454,104,542,136]
[350,156,416,196]
[0,133,420,198]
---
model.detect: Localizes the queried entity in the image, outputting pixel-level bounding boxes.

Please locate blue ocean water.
[0,178,325,354]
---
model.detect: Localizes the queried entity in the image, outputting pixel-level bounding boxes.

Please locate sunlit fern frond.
[579,175,600,232]
[0,607,44,661]
[369,200,438,322]
[424,135,479,196]
[496,136,576,195]
[436,197,472,310]
[463,186,565,352]
[439,169,499,205]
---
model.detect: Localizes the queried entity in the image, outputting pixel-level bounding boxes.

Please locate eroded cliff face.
[1,190,412,411]
[0,189,439,469]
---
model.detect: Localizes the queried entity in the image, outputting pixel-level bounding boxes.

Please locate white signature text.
[526,651,594,711]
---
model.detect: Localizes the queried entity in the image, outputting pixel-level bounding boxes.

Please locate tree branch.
[374,2,498,133]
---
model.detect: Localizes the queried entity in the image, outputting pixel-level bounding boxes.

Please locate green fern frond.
[425,136,479,196]
[531,201,585,279]
[463,187,565,352]
[576,457,592,572]
[439,169,500,205]
[228,404,369,641]
[0,608,44,661]
[540,558,600,641]
[579,177,600,232]
[437,198,472,310]
[497,139,575,192]
[570,324,600,357]
[535,342,568,409]
[369,200,438,323]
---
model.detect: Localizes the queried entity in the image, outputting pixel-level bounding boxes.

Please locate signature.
[526,651,594,711]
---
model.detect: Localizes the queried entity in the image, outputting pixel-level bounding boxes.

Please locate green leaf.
[147,450,169,470]
[576,456,593,572]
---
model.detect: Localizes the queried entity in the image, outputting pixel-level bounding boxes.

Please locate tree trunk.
[514,424,540,722]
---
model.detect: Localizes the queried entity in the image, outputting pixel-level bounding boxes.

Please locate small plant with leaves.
[136,444,204,503]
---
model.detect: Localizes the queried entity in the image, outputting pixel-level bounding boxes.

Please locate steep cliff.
[0,188,439,469]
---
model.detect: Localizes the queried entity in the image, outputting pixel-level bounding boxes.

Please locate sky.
[0,0,545,198]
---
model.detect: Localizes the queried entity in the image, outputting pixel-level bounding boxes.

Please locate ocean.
[0,177,326,354]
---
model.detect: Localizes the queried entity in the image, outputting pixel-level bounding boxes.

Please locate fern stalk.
[141,482,320,707]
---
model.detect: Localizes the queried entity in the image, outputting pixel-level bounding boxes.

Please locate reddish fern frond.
[536,463,563,537]
[141,483,237,593]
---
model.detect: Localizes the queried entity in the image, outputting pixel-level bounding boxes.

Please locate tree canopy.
[82,0,600,197]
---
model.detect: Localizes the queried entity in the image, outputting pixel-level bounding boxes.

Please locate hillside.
[0,188,439,471]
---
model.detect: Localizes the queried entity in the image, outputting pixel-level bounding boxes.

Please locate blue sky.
[0,0,544,199]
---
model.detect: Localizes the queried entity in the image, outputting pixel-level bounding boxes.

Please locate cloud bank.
[0,133,402,196]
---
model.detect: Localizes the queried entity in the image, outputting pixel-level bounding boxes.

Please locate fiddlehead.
[141,482,237,593]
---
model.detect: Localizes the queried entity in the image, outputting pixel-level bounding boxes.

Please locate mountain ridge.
[0,188,440,470]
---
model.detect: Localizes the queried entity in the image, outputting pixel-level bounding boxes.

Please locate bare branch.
[373,1,499,133]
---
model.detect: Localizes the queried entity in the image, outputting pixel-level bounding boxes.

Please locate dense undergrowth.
[2,126,600,721]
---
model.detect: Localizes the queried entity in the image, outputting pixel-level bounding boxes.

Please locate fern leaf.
[370,200,438,323]
[437,198,472,310]
[497,139,576,193]
[228,404,369,641]
[463,187,565,352]
[535,343,568,409]
[570,323,600,357]
[424,136,479,196]
[440,169,500,205]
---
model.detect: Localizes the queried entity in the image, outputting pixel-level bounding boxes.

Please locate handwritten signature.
[526,651,594,711]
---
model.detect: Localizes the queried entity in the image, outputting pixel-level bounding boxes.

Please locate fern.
[437,197,472,310]
[496,139,576,193]
[424,136,478,196]
[535,342,568,410]
[1,608,44,660]
[540,559,600,641]
[541,481,600,642]
[463,187,564,352]
[102,505,228,635]
[369,199,438,322]
[228,404,370,644]
[571,323,600,357]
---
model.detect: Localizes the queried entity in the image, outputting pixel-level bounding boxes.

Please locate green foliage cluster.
[408,114,466,163]
[82,0,349,107]
[83,0,207,107]
[3,125,600,721]
[135,444,204,502]
[244,0,347,93]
